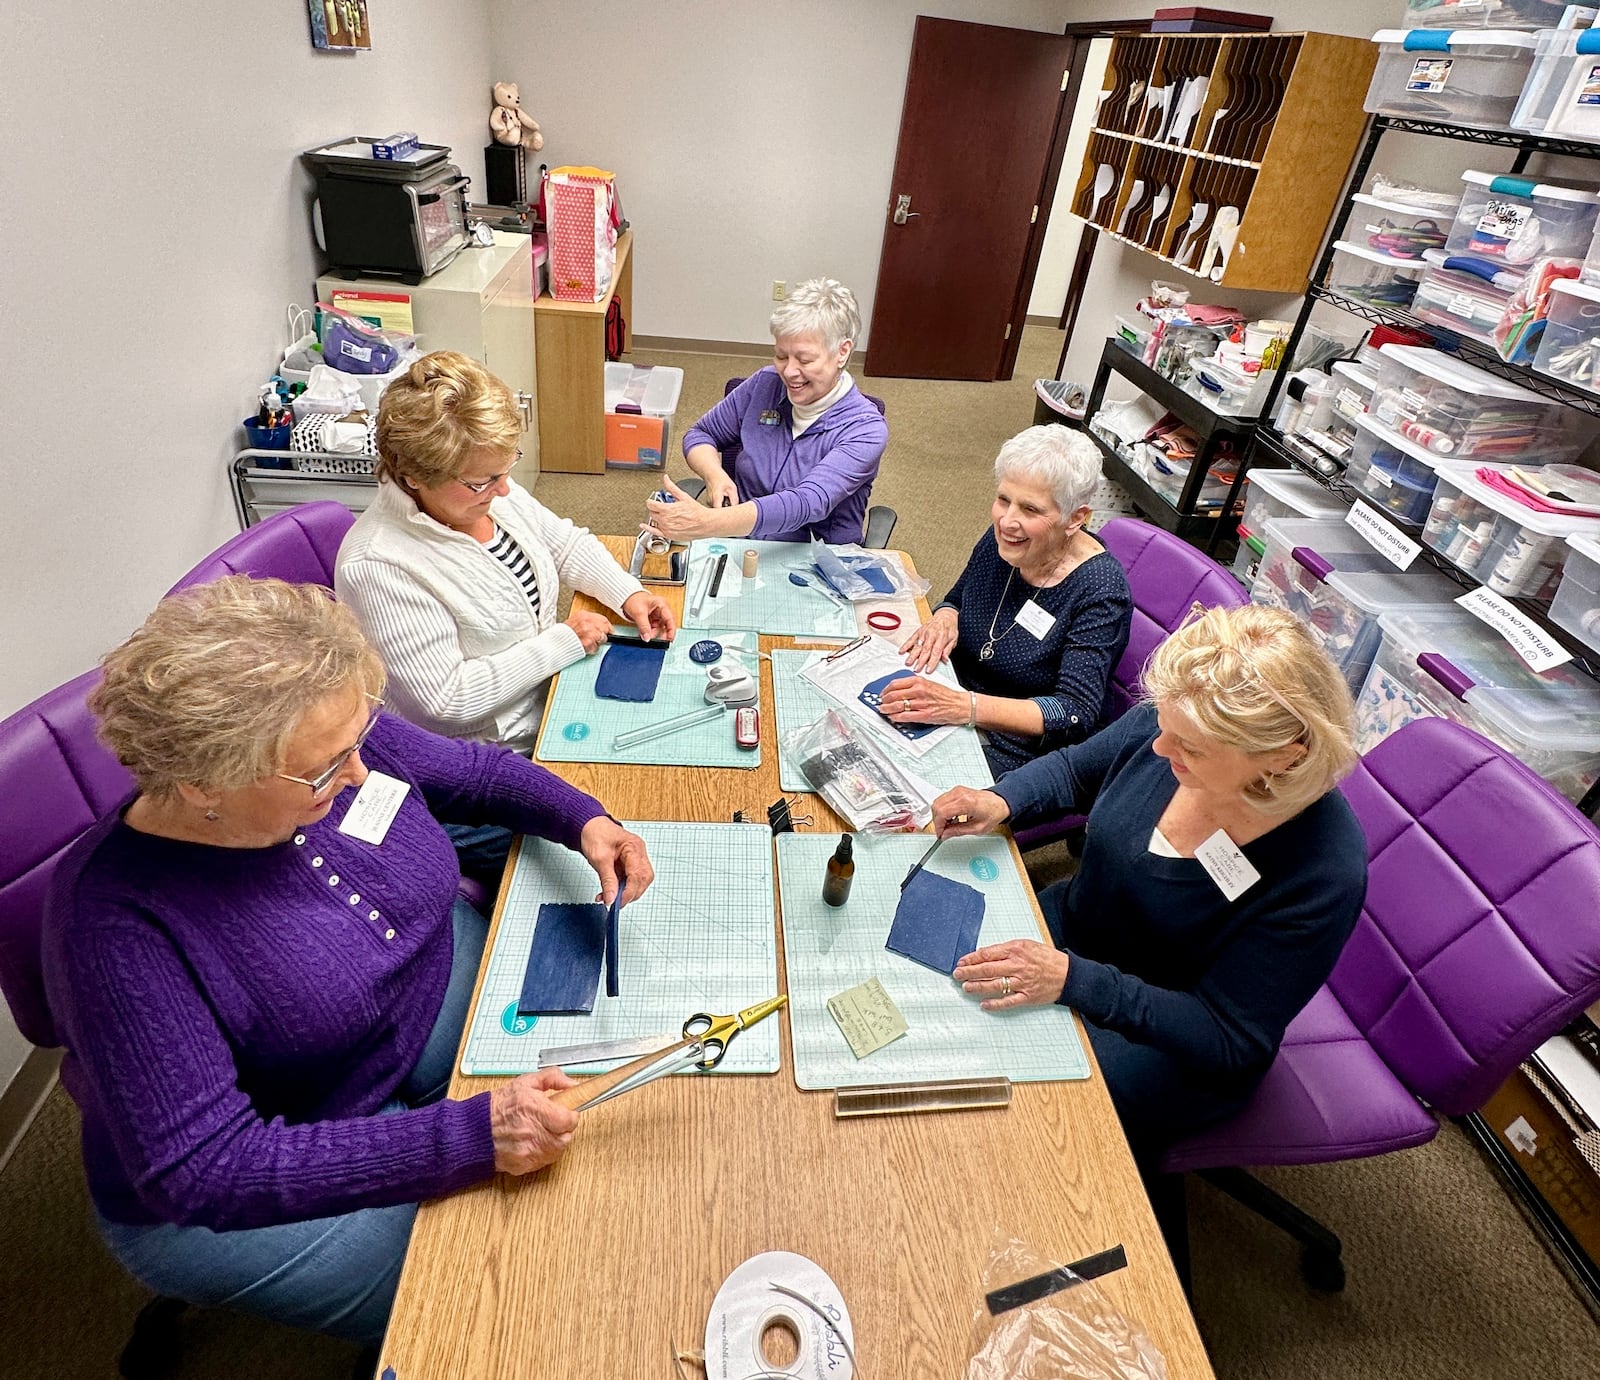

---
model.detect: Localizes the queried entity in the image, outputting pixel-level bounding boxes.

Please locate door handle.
[514,390,534,430]
[892,194,921,225]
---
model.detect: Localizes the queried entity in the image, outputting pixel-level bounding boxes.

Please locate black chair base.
[1198,1166,1347,1291]
[119,1296,187,1379]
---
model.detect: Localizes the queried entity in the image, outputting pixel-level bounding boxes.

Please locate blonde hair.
[91,576,385,800]
[769,279,862,353]
[374,350,522,487]
[1142,604,1357,817]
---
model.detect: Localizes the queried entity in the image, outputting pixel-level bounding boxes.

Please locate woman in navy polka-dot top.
[884,426,1132,776]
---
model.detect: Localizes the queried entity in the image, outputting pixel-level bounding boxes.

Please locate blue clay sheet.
[885,871,986,975]
[594,642,668,702]
[859,672,939,741]
[519,902,607,1015]
[604,893,621,998]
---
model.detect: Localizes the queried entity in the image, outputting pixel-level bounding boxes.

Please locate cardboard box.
[1483,1065,1600,1267]
[605,413,668,469]
[1152,7,1271,32]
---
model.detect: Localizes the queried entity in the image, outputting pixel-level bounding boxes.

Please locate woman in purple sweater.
[42,576,653,1345]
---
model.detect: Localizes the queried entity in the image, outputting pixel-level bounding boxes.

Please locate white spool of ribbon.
[704,1251,855,1380]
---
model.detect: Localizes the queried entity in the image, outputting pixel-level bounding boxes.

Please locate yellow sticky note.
[827,978,909,1060]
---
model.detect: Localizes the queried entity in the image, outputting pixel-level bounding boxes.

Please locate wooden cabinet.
[533,230,633,474]
[316,232,540,486]
[1070,31,1376,293]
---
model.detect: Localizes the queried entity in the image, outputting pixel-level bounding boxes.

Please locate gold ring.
[1001,976,1012,996]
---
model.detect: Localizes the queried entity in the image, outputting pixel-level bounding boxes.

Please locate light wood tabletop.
[380,538,1214,1378]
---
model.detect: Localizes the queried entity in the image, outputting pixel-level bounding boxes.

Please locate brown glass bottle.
[822,832,854,907]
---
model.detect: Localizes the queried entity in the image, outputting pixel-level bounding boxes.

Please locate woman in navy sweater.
[885,425,1131,775]
[933,605,1367,1159]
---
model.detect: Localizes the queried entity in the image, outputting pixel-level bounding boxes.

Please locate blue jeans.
[97,894,491,1345]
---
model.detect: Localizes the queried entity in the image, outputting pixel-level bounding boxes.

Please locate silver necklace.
[980,567,1020,662]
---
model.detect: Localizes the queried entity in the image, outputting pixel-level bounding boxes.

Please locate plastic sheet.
[965,1233,1167,1380]
[782,708,934,833]
[809,540,932,604]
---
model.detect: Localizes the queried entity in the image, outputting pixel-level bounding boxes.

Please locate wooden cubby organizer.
[1071,30,1377,293]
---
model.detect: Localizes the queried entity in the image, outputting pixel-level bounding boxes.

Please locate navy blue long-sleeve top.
[993,705,1368,1091]
[943,530,1132,774]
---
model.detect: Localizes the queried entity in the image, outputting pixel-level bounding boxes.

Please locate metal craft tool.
[788,570,849,609]
[552,996,788,1110]
[899,833,948,892]
[537,1032,680,1068]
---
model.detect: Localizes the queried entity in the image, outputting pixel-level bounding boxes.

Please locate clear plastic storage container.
[1232,526,1267,587]
[1533,278,1600,392]
[1515,27,1600,142]
[1346,413,1449,525]
[1423,460,1600,598]
[1188,354,1275,416]
[1354,603,1600,804]
[1251,517,1464,691]
[1348,192,1453,259]
[603,363,684,418]
[1327,240,1427,309]
[1114,314,1153,358]
[1366,30,1541,129]
[1410,253,1517,350]
[1402,0,1574,30]
[1239,468,1352,535]
[1442,170,1600,264]
[1550,532,1600,653]
[1369,343,1580,460]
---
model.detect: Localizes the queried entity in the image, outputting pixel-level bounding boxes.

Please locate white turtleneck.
[791,370,854,437]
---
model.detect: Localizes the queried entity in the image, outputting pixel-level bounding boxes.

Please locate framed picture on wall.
[309,0,372,51]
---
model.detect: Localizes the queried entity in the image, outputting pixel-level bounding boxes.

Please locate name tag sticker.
[337,771,409,845]
[1194,828,1261,902]
[1015,600,1056,640]
[758,409,781,426]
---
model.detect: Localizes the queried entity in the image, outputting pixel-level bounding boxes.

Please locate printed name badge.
[1194,828,1261,902]
[338,770,410,845]
[1014,599,1056,640]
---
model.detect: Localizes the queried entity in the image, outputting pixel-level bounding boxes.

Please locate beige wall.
[486,0,1071,346]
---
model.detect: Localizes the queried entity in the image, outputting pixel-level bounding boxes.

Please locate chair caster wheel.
[1301,1246,1346,1292]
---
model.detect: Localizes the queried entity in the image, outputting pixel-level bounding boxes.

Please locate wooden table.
[534,230,633,475]
[381,539,1214,1378]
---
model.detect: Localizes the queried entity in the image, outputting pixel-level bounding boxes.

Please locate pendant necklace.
[979,567,1020,662]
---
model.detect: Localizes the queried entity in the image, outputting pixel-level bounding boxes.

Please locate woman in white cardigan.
[336,351,675,751]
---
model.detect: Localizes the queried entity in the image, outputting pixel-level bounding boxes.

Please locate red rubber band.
[865,611,903,631]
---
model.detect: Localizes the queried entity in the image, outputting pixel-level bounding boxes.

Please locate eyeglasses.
[277,696,384,797]
[457,451,522,494]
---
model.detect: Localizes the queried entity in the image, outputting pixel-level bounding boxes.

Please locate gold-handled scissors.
[552,995,788,1111]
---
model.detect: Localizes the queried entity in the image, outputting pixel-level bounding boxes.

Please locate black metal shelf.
[1374,113,1600,164]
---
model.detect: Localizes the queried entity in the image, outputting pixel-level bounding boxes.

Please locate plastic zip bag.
[809,539,932,603]
[966,1232,1167,1380]
[782,708,934,833]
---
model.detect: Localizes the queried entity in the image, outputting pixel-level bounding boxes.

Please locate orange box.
[605,413,668,469]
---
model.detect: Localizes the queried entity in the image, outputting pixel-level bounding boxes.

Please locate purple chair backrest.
[167,502,355,593]
[0,670,132,1047]
[1096,518,1248,722]
[0,502,356,1048]
[1336,717,1600,1116]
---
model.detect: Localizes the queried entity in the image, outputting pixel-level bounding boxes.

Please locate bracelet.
[967,693,978,728]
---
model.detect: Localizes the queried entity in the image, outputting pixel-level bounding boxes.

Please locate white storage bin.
[1187,353,1275,416]
[1354,604,1600,804]
[1114,314,1153,358]
[1366,30,1541,130]
[1423,460,1600,597]
[1442,170,1600,263]
[1550,532,1600,652]
[603,363,684,418]
[1239,468,1351,536]
[1138,450,1235,512]
[1533,277,1600,391]
[1402,0,1573,30]
[1410,253,1518,350]
[1251,517,1462,690]
[1512,26,1598,135]
[1525,28,1600,142]
[1330,360,1378,423]
[1370,343,1580,461]
[1327,240,1427,309]
[1346,413,1449,525]
[1348,193,1452,259]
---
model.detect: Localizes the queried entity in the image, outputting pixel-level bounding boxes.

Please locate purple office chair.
[1159,717,1600,1291]
[166,500,355,593]
[1012,518,1247,850]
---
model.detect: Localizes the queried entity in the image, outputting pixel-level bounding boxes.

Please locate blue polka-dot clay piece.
[689,640,723,664]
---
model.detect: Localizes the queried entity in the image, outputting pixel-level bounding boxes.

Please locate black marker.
[707,552,729,599]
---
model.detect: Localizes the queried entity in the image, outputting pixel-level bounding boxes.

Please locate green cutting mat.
[535,629,760,769]
[775,831,1089,1091]
[461,822,780,1076]
[770,649,994,796]
[681,539,858,637]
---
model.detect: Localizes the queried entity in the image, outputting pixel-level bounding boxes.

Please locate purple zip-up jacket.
[42,712,606,1231]
[681,367,889,543]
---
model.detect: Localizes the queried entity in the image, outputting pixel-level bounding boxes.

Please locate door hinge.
[1004,323,1013,340]
[1030,204,1038,224]
[1062,68,1070,92]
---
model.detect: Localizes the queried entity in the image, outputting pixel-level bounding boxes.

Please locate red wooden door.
[865,17,1076,381]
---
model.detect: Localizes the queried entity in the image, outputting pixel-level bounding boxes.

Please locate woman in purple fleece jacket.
[42,576,653,1345]
[643,278,888,545]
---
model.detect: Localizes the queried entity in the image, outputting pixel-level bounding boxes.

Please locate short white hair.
[769,279,861,353]
[993,425,1102,519]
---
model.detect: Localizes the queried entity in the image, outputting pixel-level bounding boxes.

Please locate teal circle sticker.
[708,543,727,554]
[968,857,999,882]
[562,722,590,741]
[500,1003,537,1036]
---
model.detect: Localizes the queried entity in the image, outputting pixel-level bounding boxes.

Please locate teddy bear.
[489,81,543,152]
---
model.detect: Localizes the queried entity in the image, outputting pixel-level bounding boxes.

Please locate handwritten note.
[827,978,909,1059]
